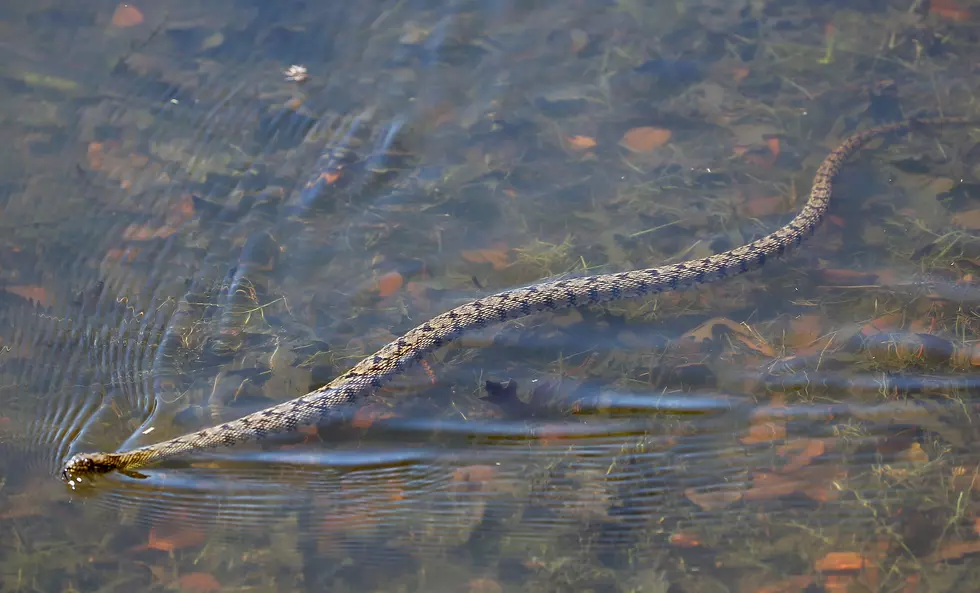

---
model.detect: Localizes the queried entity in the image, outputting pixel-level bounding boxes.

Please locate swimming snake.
[60,115,968,485]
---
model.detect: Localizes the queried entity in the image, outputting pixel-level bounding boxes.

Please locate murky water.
[3,0,980,591]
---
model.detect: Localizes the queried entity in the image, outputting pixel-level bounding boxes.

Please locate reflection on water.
[3,0,980,591]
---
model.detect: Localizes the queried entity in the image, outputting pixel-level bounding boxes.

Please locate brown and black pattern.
[60,116,969,484]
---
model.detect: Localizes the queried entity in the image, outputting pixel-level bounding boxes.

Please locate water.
[2,0,980,591]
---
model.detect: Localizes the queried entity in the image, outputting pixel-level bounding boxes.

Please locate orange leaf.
[778,438,827,473]
[741,420,786,444]
[4,285,49,306]
[620,127,672,153]
[802,481,840,503]
[734,333,778,357]
[351,404,395,429]
[823,575,855,593]
[742,395,788,445]
[737,195,786,218]
[787,313,823,349]
[669,529,701,548]
[86,142,104,170]
[320,170,342,185]
[566,135,597,151]
[952,208,980,229]
[376,271,404,297]
[145,525,206,552]
[111,3,145,27]
[177,572,221,593]
[903,574,920,593]
[898,442,929,464]
[815,552,869,572]
[461,248,510,271]
[766,137,781,158]
[104,247,140,263]
[122,223,178,241]
[685,487,742,510]
[744,472,799,501]
[931,0,971,20]
[860,312,904,337]
[170,194,196,223]
[926,539,980,562]
[731,66,750,83]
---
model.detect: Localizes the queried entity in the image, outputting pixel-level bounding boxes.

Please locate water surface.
[2,0,980,591]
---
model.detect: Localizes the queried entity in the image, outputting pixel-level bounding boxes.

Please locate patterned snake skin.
[60,116,965,485]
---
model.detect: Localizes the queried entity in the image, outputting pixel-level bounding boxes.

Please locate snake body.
[60,116,964,484]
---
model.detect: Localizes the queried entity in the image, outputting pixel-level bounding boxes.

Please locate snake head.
[61,452,123,488]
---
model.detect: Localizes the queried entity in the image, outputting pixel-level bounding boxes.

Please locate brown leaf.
[952,208,980,229]
[823,575,855,593]
[103,247,140,264]
[860,312,904,337]
[898,442,929,464]
[177,572,221,592]
[142,525,206,553]
[376,271,404,297]
[815,551,869,572]
[778,438,827,473]
[122,223,178,241]
[744,472,799,501]
[737,194,786,218]
[4,285,49,306]
[685,487,742,510]
[791,333,836,357]
[926,539,980,563]
[766,137,781,158]
[787,314,823,349]
[741,420,786,445]
[87,142,104,170]
[461,248,510,270]
[668,529,702,548]
[620,127,672,153]
[351,404,395,429]
[681,318,762,354]
[111,4,145,27]
[931,0,971,20]
[566,135,597,151]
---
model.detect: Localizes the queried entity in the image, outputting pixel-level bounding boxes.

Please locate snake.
[60,115,967,485]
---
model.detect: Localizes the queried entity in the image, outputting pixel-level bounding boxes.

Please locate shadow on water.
[4,0,980,591]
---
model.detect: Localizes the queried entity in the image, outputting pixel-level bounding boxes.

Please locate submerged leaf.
[814,552,869,572]
[377,271,404,297]
[619,127,672,152]
[111,3,145,27]
[461,248,510,270]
